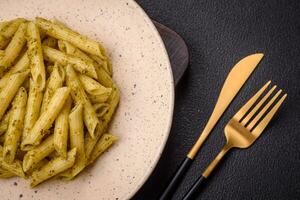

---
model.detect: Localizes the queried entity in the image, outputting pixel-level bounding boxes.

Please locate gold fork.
[182,81,287,200]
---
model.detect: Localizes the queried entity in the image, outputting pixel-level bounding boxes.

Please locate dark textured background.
[133,1,300,200]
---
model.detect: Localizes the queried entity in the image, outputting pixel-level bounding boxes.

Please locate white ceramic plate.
[0,0,174,199]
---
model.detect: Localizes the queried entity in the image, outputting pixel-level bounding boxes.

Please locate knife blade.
[187,53,264,158]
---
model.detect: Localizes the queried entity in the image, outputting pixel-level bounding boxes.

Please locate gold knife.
[159,53,264,200]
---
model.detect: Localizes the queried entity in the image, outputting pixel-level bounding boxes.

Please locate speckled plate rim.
[125,1,175,198]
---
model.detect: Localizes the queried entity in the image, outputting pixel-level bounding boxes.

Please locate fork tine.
[233,81,271,121]
[240,85,277,126]
[247,89,282,130]
[251,94,287,137]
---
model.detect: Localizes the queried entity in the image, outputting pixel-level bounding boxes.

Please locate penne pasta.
[89,54,112,77]
[88,134,118,165]
[23,135,55,172]
[30,148,76,187]
[0,167,15,178]
[0,70,29,121]
[53,96,72,158]
[85,86,120,158]
[46,64,54,74]
[88,94,111,104]
[0,50,4,57]
[21,87,70,148]
[26,159,48,175]
[58,40,93,62]
[0,17,120,186]
[27,22,46,91]
[36,17,104,57]
[66,65,99,139]
[0,21,12,32]
[94,63,114,88]
[93,103,110,118]
[0,18,26,49]
[57,40,114,83]
[42,36,57,48]
[0,52,29,90]
[0,159,25,178]
[21,79,43,150]
[40,63,65,113]
[0,146,25,178]
[43,45,97,79]
[0,109,10,135]
[3,87,27,163]
[60,104,86,179]
[0,22,27,73]
[79,74,112,102]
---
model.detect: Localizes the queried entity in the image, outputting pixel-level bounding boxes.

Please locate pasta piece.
[36,17,104,57]
[0,35,8,51]
[89,54,112,76]
[0,18,26,49]
[0,21,11,32]
[42,36,57,48]
[43,45,97,79]
[21,79,43,150]
[46,64,54,74]
[57,40,114,85]
[40,63,65,113]
[60,104,86,179]
[0,50,4,57]
[0,109,10,135]
[0,159,25,178]
[88,94,110,104]
[0,167,15,178]
[94,64,114,88]
[0,52,29,90]
[85,86,120,158]
[79,74,112,102]
[51,19,68,28]
[21,87,70,148]
[30,148,76,187]
[0,146,25,178]
[0,70,29,121]
[88,134,118,164]
[3,87,27,163]
[23,135,55,172]
[57,40,93,61]
[26,159,48,175]
[53,96,72,158]
[0,23,27,73]
[66,65,99,139]
[93,103,110,118]
[27,22,46,91]
[0,18,26,38]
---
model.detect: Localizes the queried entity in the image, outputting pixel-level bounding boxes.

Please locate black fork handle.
[159,157,193,200]
[182,176,206,200]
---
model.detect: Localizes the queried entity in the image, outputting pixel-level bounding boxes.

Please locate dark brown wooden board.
[153,20,189,86]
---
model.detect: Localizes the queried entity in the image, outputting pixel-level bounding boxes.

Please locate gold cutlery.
[183,81,287,200]
[160,53,264,200]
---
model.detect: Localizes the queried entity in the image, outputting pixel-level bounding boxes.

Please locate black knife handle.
[182,176,206,200]
[159,157,193,200]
